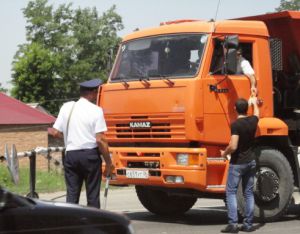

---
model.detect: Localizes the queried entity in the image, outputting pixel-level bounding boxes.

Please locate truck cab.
[98,11,300,221]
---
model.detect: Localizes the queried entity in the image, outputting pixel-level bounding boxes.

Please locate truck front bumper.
[108,147,228,193]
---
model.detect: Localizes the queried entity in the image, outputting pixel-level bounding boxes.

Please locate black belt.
[67,147,98,153]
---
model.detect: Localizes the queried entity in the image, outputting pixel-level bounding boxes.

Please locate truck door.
[202,40,255,144]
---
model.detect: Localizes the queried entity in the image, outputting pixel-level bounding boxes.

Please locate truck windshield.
[110,34,208,82]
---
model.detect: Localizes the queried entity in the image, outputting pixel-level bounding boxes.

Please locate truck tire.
[135,186,197,216]
[237,148,294,222]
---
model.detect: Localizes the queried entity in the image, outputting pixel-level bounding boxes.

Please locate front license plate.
[126,170,149,179]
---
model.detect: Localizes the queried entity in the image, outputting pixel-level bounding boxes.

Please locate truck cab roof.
[123,20,269,42]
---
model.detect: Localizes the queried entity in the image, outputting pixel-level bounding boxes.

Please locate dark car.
[0,187,134,234]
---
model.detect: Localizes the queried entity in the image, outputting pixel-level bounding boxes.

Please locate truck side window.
[209,42,254,75]
[209,40,224,74]
[235,43,254,75]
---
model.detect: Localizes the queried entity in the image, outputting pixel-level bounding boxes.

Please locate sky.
[0,0,281,91]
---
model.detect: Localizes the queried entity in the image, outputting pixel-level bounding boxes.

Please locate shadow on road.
[126,204,300,226]
[126,206,228,226]
[276,204,300,222]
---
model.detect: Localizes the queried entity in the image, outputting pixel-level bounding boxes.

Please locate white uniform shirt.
[53,97,107,151]
[237,56,255,75]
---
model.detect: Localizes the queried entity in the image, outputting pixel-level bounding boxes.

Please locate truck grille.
[127,161,160,169]
[105,114,185,141]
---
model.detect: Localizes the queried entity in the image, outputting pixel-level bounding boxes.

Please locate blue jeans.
[226,160,256,228]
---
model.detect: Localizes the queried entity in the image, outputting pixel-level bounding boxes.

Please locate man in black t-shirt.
[221,97,259,233]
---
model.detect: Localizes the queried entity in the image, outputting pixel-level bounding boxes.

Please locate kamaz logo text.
[129,121,152,128]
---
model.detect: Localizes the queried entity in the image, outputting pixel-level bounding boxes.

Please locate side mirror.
[224,35,239,49]
[0,187,9,211]
[223,35,239,74]
[0,187,34,211]
[225,48,238,74]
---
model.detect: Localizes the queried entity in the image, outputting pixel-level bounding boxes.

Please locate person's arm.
[241,59,257,96]
[96,132,114,177]
[48,127,63,138]
[221,135,239,159]
[50,103,66,139]
[247,74,257,96]
[251,96,260,118]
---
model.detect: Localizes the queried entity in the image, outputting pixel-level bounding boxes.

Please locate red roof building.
[0,93,57,169]
[0,93,55,125]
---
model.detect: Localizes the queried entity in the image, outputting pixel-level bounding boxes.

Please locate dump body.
[239,11,300,75]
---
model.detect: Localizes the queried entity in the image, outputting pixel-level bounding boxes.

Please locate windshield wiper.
[161,76,174,86]
[112,76,130,88]
[122,79,129,88]
[139,76,150,87]
[149,74,174,86]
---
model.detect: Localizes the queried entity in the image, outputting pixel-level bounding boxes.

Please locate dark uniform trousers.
[64,148,102,208]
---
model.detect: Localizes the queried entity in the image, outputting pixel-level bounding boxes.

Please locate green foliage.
[276,0,300,11]
[12,43,60,113]
[0,164,65,195]
[0,83,8,93]
[12,0,123,115]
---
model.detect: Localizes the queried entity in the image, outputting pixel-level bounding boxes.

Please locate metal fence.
[1,145,65,198]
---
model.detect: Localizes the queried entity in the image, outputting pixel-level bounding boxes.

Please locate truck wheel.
[135,186,197,216]
[237,148,294,222]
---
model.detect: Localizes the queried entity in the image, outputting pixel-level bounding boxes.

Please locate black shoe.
[221,224,239,233]
[240,225,255,232]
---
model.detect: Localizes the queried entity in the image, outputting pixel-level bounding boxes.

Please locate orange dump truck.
[98,11,300,221]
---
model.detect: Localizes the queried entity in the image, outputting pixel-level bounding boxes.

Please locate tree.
[12,0,123,114]
[12,42,60,112]
[0,83,8,93]
[276,0,300,11]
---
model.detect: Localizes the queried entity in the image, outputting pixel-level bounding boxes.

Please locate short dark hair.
[235,98,248,115]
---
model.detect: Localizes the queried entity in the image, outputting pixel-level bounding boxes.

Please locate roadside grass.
[0,164,123,195]
[0,164,65,195]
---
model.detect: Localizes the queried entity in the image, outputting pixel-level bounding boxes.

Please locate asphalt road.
[40,187,300,234]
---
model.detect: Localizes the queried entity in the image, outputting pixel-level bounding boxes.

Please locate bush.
[0,164,65,195]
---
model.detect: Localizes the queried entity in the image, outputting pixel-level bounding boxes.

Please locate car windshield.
[110,34,208,82]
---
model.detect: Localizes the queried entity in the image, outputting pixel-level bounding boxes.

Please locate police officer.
[50,78,113,208]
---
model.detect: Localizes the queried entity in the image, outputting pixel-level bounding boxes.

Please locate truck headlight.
[176,153,199,166]
[176,153,188,165]
[165,175,184,183]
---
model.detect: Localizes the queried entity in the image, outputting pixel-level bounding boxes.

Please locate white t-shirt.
[237,56,255,75]
[53,97,107,151]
